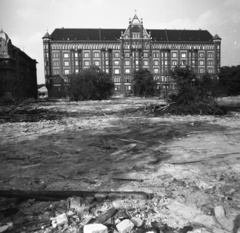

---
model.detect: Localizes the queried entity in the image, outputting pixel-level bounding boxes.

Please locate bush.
[68,66,114,101]
[164,66,226,115]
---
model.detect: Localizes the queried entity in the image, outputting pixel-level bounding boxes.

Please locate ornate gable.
[122,14,150,40]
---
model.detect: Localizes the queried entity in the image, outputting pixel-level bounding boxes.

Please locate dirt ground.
[0,97,240,232]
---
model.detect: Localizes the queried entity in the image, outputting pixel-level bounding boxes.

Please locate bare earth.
[0,97,240,232]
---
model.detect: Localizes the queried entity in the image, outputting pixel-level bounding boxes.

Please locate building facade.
[0,29,38,99]
[43,15,221,97]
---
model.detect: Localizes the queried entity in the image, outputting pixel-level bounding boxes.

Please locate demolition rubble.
[0,97,240,233]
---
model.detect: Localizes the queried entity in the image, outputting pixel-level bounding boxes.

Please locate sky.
[0,0,240,84]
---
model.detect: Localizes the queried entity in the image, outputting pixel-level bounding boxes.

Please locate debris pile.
[0,193,239,233]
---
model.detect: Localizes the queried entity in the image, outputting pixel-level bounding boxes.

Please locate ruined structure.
[0,29,38,100]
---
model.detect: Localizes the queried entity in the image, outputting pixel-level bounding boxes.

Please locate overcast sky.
[0,0,240,84]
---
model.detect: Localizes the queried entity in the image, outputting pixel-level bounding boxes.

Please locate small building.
[0,29,38,100]
[42,14,221,98]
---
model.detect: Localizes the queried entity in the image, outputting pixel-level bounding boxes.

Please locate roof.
[42,32,51,39]
[213,34,221,40]
[51,28,125,41]
[150,29,213,42]
[50,28,214,42]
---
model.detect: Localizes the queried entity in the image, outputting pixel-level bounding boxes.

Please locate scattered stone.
[193,214,220,229]
[214,205,234,232]
[116,219,134,233]
[66,210,75,217]
[212,228,225,233]
[68,196,81,211]
[145,228,159,233]
[51,213,68,228]
[0,225,9,233]
[214,206,225,219]
[84,223,108,233]
[131,217,144,227]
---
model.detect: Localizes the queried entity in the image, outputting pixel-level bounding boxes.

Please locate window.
[114,77,121,83]
[143,53,148,58]
[105,68,109,73]
[64,69,70,75]
[154,61,159,66]
[114,52,120,58]
[63,53,69,58]
[114,68,120,74]
[172,60,177,66]
[181,52,186,58]
[181,60,187,66]
[75,53,78,58]
[172,52,177,58]
[125,85,131,90]
[153,52,159,58]
[125,68,130,74]
[94,52,99,58]
[84,60,90,66]
[53,61,60,67]
[53,69,60,75]
[125,53,130,57]
[133,33,140,38]
[207,52,213,58]
[199,68,205,73]
[135,60,139,65]
[143,61,148,66]
[199,60,205,66]
[154,68,159,73]
[75,61,79,66]
[115,85,121,91]
[64,61,69,66]
[52,52,59,58]
[114,60,120,65]
[125,77,131,83]
[84,52,89,58]
[199,52,204,58]
[75,69,79,73]
[94,60,100,66]
[207,60,213,66]
[105,61,109,65]
[161,52,168,58]
[125,60,130,66]
[208,68,213,73]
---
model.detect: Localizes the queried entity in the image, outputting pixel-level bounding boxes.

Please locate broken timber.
[0,190,149,201]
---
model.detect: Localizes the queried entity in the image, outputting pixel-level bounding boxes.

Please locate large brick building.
[42,14,221,98]
[0,29,38,100]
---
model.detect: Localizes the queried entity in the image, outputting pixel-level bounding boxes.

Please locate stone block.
[116,219,134,233]
[84,223,108,233]
[130,217,144,227]
[51,213,68,228]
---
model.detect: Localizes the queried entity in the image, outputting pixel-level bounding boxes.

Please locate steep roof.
[50,28,213,42]
[149,29,213,42]
[213,34,221,40]
[51,28,125,41]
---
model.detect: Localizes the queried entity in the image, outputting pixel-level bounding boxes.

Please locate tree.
[132,68,155,97]
[68,66,114,101]
[166,66,226,115]
[219,65,240,96]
